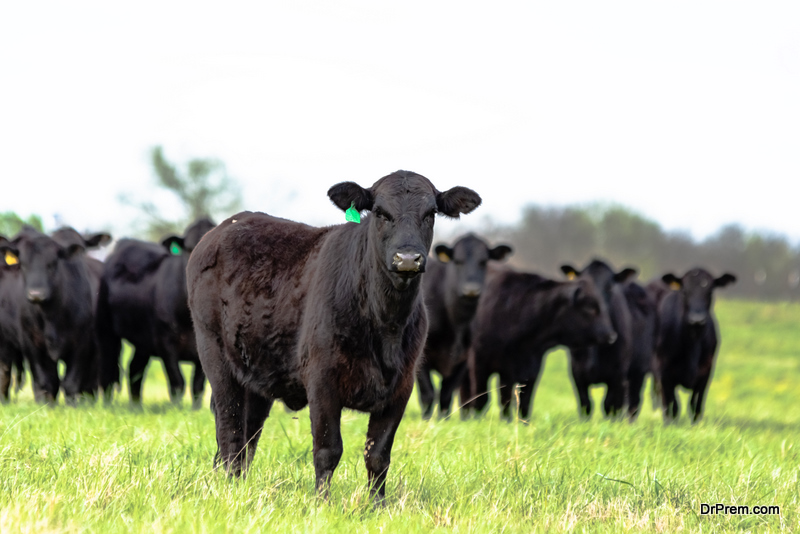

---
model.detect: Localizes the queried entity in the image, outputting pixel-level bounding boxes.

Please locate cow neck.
[520,281,566,351]
[40,258,92,327]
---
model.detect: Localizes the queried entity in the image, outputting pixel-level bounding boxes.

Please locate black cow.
[653,268,735,423]
[465,265,617,421]
[417,234,512,419]
[0,238,26,402]
[97,217,215,408]
[560,260,638,419]
[187,170,480,501]
[4,227,110,403]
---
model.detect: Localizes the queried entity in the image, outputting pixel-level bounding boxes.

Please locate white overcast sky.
[2,2,799,244]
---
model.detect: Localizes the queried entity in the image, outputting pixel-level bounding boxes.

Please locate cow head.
[435,234,512,300]
[51,227,112,251]
[11,229,85,304]
[662,268,736,328]
[162,217,216,255]
[555,277,618,347]
[328,170,481,290]
[561,259,636,343]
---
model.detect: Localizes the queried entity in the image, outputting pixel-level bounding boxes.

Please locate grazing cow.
[5,227,109,403]
[560,260,637,419]
[0,238,26,402]
[417,234,512,419]
[97,217,215,408]
[187,170,480,501]
[653,268,736,423]
[465,265,617,421]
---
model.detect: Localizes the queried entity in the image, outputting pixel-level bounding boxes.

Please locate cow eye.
[374,208,392,222]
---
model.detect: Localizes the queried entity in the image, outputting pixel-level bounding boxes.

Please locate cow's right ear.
[561,265,579,281]
[162,236,185,255]
[327,182,374,212]
[435,245,454,263]
[84,233,112,249]
[662,273,682,289]
[489,245,513,261]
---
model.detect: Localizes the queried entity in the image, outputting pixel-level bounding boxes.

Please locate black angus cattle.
[187,170,480,501]
[652,268,735,423]
[3,227,110,403]
[97,217,215,408]
[0,237,26,402]
[465,265,617,421]
[560,260,652,420]
[417,233,512,419]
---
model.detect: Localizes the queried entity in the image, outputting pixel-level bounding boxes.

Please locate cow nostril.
[27,290,45,303]
[607,331,618,345]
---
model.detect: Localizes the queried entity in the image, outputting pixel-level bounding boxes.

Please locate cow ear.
[435,187,481,218]
[489,245,513,261]
[2,244,20,266]
[714,273,737,288]
[327,182,374,212]
[162,236,185,255]
[435,245,454,263]
[84,233,112,248]
[613,268,637,283]
[662,273,681,290]
[561,265,579,281]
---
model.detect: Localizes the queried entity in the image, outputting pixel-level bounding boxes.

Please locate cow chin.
[388,270,421,290]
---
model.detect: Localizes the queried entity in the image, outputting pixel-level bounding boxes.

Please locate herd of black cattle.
[0,171,736,499]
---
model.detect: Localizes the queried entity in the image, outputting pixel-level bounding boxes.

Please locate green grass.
[1,300,799,532]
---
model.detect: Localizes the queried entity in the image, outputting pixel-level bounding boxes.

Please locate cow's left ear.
[613,268,637,283]
[436,187,481,218]
[162,236,185,255]
[489,245,513,261]
[714,273,737,288]
[84,233,112,249]
[328,182,374,212]
[435,245,454,263]
[561,265,579,281]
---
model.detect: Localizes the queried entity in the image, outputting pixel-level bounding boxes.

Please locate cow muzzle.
[460,282,482,298]
[27,289,49,303]
[392,252,423,272]
[687,312,707,327]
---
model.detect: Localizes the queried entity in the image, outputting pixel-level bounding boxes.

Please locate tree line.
[465,204,800,301]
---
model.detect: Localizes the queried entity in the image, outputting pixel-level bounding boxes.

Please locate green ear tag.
[170,242,182,255]
[345,202,361,224]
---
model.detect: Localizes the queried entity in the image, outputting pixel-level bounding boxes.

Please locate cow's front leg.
[365,399,408,504]
[308,390,343,499]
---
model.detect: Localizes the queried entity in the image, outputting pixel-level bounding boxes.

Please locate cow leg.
[690,374,710,424]
[161,354,186,405]
[416,367,435,420]
[29,353,58,404]
[242,389,273,470]
[308,390,343,498]
[469,363,491,416]
[499,374,515,421]
[627,370,646,421]
[0,359,10,403]
[127,348,151,406]
[365,400,408,504]
[602,380,625,419]
[190,362,207,410]
[438,361,467,419]
[96,281,121,403]
[212,374,249,477]
[517,357,544,421]
[660,378,679,423]
[572,375,592,419]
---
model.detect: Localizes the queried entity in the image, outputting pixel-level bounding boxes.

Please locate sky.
[2,1,799,245]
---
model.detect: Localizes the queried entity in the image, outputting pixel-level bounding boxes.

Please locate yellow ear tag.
[566,272,576,281]
[4,250,18,266]
[437,252,451,263]
[669,281,681,290]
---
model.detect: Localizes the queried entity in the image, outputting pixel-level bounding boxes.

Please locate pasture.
[0,299,798,533]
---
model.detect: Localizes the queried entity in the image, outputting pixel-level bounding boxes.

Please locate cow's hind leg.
[0,359,10,403]
[439,361,467,419]
[190,362,207,410]
[416,367,435,419]
[128,348,150,406]
[572,375,593,419]
[602,379,626,420]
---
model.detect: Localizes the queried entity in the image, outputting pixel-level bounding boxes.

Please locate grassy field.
[1,299,798,533]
